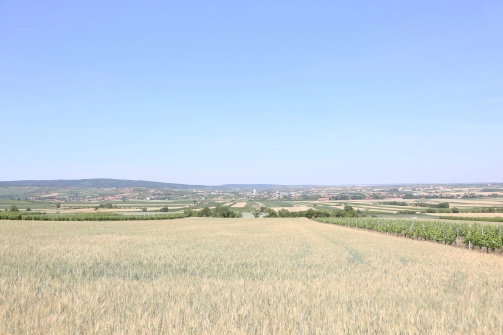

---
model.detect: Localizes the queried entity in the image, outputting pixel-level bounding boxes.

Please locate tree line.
[251,205,363,219]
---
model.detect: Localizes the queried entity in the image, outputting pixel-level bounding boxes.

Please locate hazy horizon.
[1,1,502,185]
[0,177,501,188]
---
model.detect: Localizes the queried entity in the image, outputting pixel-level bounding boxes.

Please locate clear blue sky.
[1,1,502,185]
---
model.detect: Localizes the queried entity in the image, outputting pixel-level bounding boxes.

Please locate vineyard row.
[315,217,503,253]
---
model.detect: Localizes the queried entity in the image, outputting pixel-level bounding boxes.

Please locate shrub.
[98,202,116,209]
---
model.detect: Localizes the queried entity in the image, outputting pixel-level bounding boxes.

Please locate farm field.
[271,205,312,212]
[2,185,502,221]
[428,212,503,218]
[299,197,503,216]
[1,218,502,334]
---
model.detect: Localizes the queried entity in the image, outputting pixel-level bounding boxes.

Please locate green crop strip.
[315,217,503,253]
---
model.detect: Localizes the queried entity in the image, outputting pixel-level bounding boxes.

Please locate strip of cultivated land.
[1,218,502,334]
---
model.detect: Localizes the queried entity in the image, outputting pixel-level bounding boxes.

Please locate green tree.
[278,209,291,217]
[99,202,115,209]
[265,208,278,218]
[184,209,195,217]
[9,205,19,212]
[213,205,241,218]
[199,207,212,217]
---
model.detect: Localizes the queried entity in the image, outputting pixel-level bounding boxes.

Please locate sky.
[1,1,502,185]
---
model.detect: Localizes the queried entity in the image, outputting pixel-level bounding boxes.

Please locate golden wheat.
[0,218,502,334]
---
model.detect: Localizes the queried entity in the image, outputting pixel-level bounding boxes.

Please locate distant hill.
[0,179,296,190]
[0,179,204,189]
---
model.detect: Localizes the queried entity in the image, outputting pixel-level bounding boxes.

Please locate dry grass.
[351,206,398,213]
[1,218,502,334]
[271,205,312,212]
[445,199,503,208]
[231,202,247,208]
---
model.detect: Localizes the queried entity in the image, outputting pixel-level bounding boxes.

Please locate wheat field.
[1,218,502,334]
